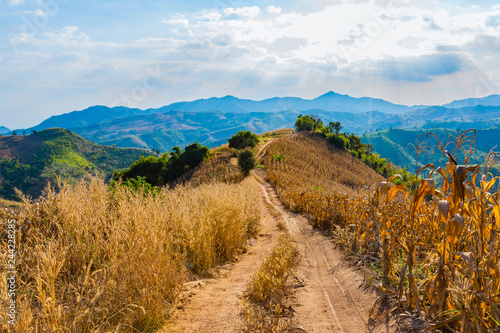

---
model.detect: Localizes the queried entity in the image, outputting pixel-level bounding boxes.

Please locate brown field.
[264,130,500,332]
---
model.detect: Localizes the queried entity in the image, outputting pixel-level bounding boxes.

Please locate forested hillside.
[0,128,153,200]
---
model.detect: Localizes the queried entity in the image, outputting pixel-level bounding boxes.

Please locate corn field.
[265,130,500,332]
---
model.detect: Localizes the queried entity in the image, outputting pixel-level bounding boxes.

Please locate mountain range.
[160,91,426,114]
[4,92,500,154]
[442,94,500,109]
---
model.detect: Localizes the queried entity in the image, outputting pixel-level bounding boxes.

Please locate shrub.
[228,130,260,149]
[238,149,257,177]
[117,175,161,196]
[326,134,350,150]
[113,143,210,186]
[294,115,323,132]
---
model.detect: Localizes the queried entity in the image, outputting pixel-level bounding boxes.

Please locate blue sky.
[0,0,499,128]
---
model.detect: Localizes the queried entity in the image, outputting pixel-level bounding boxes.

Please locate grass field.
[0,175,259,332]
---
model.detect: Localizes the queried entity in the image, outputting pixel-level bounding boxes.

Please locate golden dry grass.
[263,132,383,230]
[0,175,259,332]
[266,130,500,332]
[181,144,244,186]
[241,235,298,333]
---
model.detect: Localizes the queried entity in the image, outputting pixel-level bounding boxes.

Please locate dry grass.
[263,132,383,231]
[182,144,244,186]
[266,130,500,332]
[265,132,383,198]
[240,235,299,333]
[0,198,23,208]
[0,175,259,332]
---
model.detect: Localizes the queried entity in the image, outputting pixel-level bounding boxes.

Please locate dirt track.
[254,173,376,332]
[167,139,396,332]
[165,176,282,332]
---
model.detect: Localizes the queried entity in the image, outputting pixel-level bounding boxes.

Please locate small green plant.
[116,176,161,196]
[313,185,324,193]
[272,153,284,162]
[238,149,257,177]
[228,130,260,149]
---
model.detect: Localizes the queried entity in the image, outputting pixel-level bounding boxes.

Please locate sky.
[0,0,500,129]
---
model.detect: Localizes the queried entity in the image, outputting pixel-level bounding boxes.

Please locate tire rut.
[253,173,375,333]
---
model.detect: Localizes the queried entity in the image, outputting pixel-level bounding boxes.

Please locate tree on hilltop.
[228,130,259,149]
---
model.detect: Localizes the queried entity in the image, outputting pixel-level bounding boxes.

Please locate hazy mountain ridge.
[7,92,500,153]
[0,126,10,135]
[369,105,500,131]
[17,91,429,135]
[442,94,500,109]
[29,105,149,131]
[71,110,301,151]
[161,91,425,114]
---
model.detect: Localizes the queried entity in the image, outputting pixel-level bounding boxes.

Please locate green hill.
[0,128,154,200]
[361,127,500,174]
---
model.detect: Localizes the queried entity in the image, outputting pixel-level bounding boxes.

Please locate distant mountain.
[160,91,424,114]
[19,92,426,136]
[368,105,500,131]
[361,128,500,174]
[71,110,302,151]
[29,105,149,132]
[442,94,500,109]
[0,126,10,135]
[0,128,153,200]
[42,109,396,152]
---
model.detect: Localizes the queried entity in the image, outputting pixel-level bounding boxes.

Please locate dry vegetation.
[0,175,259,332]
[180,144,244,186]
[241,235,299,333]
[264,132,383,231]
[265,130,500,332]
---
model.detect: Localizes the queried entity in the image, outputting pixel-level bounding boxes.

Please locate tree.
[113,143,210,186]
[228,131,259,149]
[11,131,17,136]
[327,134,349,150]
[328,121,343,135]
[238,149,256,177]
[295,115,323,132]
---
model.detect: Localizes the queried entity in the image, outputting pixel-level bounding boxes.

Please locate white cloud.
[165,18,189,27]
[8,0,23,6]
[3,1,500,129]
[223,6,260,18]
[202,10,221,22]
[266,6,282,15]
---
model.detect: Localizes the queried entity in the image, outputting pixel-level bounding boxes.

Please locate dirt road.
[165,177,282,332]
[254,173,376,332]
[167,139,391,332]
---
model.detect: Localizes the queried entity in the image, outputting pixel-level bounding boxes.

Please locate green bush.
[228,131,259,149]
[113,143,210,186]
[295,115,323,132]
[326,134,350,150]
[238,149,257,177]
[117,176,161,196]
